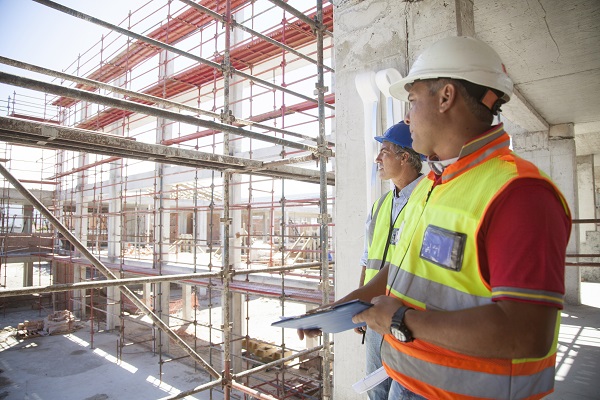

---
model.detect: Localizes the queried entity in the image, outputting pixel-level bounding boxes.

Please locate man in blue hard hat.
[355,121,423,400]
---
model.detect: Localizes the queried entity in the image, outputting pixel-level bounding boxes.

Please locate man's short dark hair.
[425,78,494,125]
[390,143,422,172]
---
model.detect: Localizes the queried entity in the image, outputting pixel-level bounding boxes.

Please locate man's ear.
[438,83,457,113]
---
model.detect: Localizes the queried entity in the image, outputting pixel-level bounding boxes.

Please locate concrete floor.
[549,282,600,400]
[0,313,223,400]
[0,283,599,399]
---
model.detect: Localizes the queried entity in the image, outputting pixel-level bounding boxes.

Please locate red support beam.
[53,0,250,108]
[55,4,334,134]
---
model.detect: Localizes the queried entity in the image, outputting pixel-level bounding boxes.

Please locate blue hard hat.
[374,122,413,149]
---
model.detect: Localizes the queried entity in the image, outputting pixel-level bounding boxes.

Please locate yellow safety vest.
[364,191,405,285]
[382,128,571,400]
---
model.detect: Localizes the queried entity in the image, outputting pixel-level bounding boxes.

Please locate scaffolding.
[0,1,335,399]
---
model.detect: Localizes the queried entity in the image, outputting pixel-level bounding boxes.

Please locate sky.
[0,0,150,183]
[0,0,149,108]
[0,1,333,195]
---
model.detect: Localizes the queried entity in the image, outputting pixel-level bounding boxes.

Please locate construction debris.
[16,320,44,339]
[14,310,78,339]
[44,310,76,335]
[242,337,292,365]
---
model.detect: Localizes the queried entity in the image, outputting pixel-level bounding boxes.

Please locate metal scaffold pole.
[316,0,333,398]
[222,1,233,398]
[0,162,221,379]
[0,0,336,398]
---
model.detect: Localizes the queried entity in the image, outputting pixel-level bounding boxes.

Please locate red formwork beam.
[39,92,334,181]
[8,113,60,125]
[32,254,328,304]
[142,4,334,99]
[60,4,333,132]
[53,0,249,108]
[161,93,335,146]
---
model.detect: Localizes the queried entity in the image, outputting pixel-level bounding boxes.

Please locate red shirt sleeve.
[477,178,571,309]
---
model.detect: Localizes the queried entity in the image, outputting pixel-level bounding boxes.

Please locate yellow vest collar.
[431,124,510,184]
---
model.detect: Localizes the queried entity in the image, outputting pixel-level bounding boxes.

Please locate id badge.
[420,225,466,271]
[389,221,404,245]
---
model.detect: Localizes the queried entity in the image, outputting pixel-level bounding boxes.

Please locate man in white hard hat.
[356,122,423,400]
[354,37,571,399]
[344,36,570,399]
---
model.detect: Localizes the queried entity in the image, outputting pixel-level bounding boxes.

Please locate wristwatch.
[390,306,414,342]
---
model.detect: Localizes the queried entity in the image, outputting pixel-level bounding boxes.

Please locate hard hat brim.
[389,73,512,103]
[389,77,412,101]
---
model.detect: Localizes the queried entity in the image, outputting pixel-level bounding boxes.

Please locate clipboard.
[271,299,373,333]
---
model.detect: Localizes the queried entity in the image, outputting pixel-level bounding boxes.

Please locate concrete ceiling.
[474,0,600,156]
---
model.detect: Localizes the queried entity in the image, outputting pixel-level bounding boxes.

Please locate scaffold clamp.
[317,214,331,224]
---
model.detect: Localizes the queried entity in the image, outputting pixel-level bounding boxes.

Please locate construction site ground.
[0,288,320,400]
[0,307,221,400]
[1,283,599,399]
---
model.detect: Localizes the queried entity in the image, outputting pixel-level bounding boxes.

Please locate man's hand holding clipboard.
[270,299,373,339]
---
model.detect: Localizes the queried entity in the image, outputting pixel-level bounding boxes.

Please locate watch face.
[391,325,407,342]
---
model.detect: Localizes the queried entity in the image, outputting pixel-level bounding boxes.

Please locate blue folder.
[271,299,373,333]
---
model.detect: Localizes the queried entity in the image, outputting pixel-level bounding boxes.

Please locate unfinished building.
[2,0,600,399]
[1,1,336,399]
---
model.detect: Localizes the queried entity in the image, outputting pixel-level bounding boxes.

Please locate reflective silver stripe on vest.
[381,340,555,399]
[459,125,505,159]
[366,258,389,273]
[444,140,507,183]
[387,266,492,310]
[368,193,389,247]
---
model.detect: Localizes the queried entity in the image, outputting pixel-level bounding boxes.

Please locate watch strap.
[390,305,414,342]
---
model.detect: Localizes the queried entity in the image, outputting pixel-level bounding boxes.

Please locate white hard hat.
[389,36,513,105]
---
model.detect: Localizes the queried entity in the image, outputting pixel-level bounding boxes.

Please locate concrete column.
[197,211,207,249]
[230,292,244,372]
[224,30,245,374]
[181,284,193,322]
[156,282,170,353]
[154,50,174,264]
[22,261,33,287]
[513,125,580,305]
[142,283,153,308]
[576,155,596,243]
[106,285,120,330]
[146,204,152,247]
[22,205,33,234]
[108,157,123,263]
[261,211,269,242]
[550,135,580,305]
[73,265,86,318]
[54,150,66,253]
[333,1,474,397]
[596,153,600,213]
[75,203,88,255]
[585,154,600,282]
[75,152,88,257]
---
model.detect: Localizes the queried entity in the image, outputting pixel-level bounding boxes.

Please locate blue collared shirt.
[359,175,424,266]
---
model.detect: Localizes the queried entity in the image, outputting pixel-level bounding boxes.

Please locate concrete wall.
[580,232,600,282]
[333,0,581,397]
[334,2,407,397]
[333,0,475,397]
[576,155,600,282]
[512,129,580,304]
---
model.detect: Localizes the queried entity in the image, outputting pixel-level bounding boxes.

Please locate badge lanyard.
[386,183,436,296]
[377,194,403,271]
